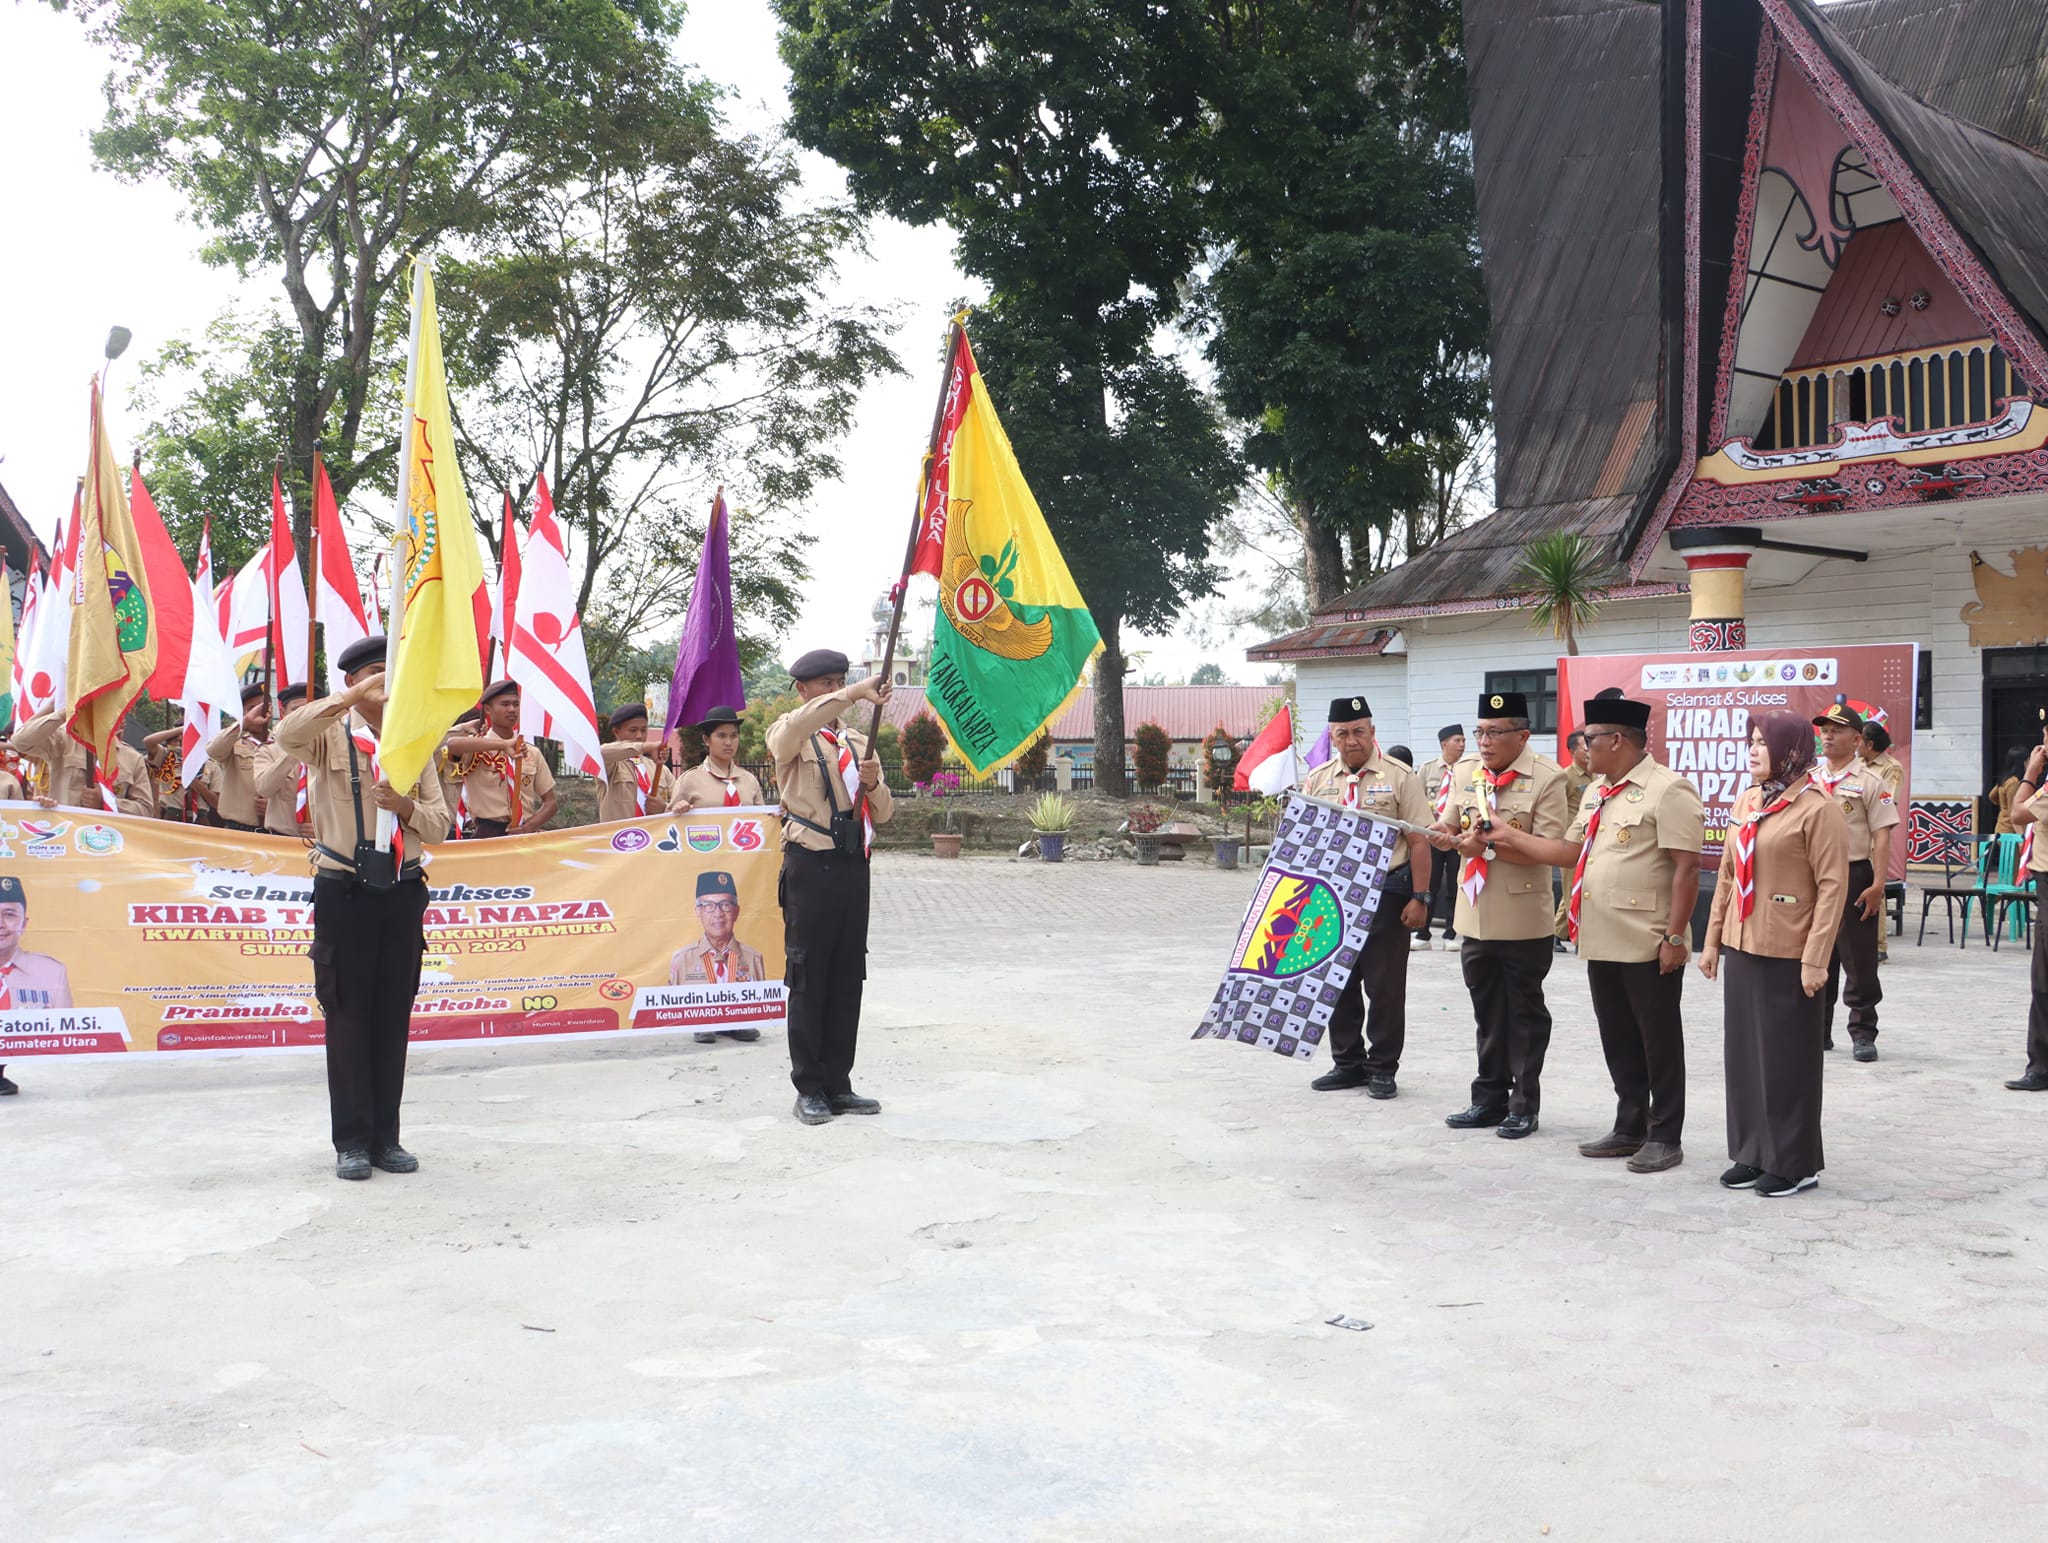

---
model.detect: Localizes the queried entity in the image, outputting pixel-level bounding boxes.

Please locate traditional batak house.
[1250,0,2048,851]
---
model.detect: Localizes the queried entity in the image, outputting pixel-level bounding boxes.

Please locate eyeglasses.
[1472,728,1525,741]
[1583,730,1625,746]
[696,900,739,914]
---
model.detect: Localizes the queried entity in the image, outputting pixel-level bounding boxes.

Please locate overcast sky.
[0,3,1260,683]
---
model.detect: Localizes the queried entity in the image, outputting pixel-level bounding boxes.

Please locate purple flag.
[664,492,746,736]
[1306,724,1332,768]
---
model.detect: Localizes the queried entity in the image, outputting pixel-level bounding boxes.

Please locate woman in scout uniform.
[1426,690,1571,1140]
[670,705,765,810]
[1700,711,1850,1197]
[2003,723,2048,1092]
[598,703,676,821]
[443,680,558,837]
[1300,695,1432,1100]
[1491,697,1703,1173]
[1811,697,1899,1061]
[275,634,451,1181]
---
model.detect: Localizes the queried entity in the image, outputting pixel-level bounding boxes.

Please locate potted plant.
[920,769,964,857]
[1211,827,1241,871]
[1126,803,1167,866]
[1027,791,1075,862]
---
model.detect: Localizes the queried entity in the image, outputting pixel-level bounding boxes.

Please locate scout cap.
[1327,696,1371,724]
[1436,723,1464,743]
[695,870,738,901]
[0,875,24,909]
[1582,696,1651,732]
[1812,694,1862,731]
[480,678,521,705]
[279,682,310,708]
[336,635,387,676]
[789,648,850,682]
[1478,690,1529,719]
[239,682,267,706]
[607,702,649,731]
[697,705,742,733]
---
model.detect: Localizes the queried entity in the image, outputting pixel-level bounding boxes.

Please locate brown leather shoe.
[1577,1130,1643,1159]
[1627,1141,1684,1173]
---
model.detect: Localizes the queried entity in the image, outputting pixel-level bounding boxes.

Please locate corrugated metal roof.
[1784,220,1981,368]
[880,685,1276,742]
[1244,623,1396,664]
[1829,0,2048,152]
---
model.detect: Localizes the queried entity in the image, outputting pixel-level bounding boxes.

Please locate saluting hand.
[2027,745,2048,783]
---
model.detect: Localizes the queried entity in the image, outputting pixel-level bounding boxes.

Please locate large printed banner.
[0,804,785,1059]
[1557,643,1917,876]
[1193,794,1398,1060]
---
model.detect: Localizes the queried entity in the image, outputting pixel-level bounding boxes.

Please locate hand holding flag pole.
[378,254,429,852]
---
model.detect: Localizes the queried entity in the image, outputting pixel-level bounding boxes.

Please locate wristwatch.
[1664,933,1688,950]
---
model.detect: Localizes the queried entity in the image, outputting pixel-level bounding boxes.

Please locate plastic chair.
[1917,836,1991,947]
[1985,834,2037,951]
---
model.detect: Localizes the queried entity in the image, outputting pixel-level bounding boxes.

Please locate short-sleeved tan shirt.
[668,934,770,985]
[1443,748,1571,941]
[671,761,765,812]
[1301,749,1429,880]
[453,738,555,824]
[0,948,73,1009]
[1564,756,1705,963]
[254,742,312,836]
[1808,755,1900,862]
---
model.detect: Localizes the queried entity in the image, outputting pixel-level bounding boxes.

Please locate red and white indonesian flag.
[225,476,310,687]
[20,499,80,723]
[311,456,369,691]
[179,519,245,786]
[1234,705,1300,796]
[509,480,604,781]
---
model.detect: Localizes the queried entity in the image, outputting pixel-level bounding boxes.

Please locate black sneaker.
[1365,1074,1398,1100]
[1756,1172,1818,1197]
[793,1093,835,1125]
[335,1149,372,1181]
[370,1145,419,1174]
[1310,1066,1368,1092]
[1719,1163,1763,1189]
[1852,1039,1878,1062]
[827,1091,881,1115]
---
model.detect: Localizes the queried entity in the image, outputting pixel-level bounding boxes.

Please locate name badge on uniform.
[1626,785,1645,803]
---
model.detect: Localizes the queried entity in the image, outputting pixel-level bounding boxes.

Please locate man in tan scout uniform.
[1427,689,1570,1139]
[2003,720,2048,1091]
[598,703,676,821]
[13,710,155,816]
[275,634,450,1181]
[1417,724,1465,947]
[1301,695,1431,1099]
[670,868,770,1046]
[1861,720,1906,962]
[254,682,315,838]
[444,680,558,837]
[1493,696,1703,1171]
[770,648,893,1125]
[1553,729,1596,945]
[1811,697,1898,1061]
[670,705,765,811]
[206,683,275,830]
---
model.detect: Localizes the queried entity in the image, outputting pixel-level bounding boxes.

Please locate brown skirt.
[1723,947,1825,1177]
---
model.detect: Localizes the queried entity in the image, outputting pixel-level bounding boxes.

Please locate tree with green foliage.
[774,0,1241,796]
[1189,662,1232,686]
[1199,0,1488,610]
[1132,722,1173,793]
[901,711,946,787]
[1515,531,1619,657]
[73,0,687,546]
[1200,723,1238,795]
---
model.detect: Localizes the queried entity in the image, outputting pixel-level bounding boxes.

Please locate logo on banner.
[610,827,652,853]
[1236,873,1343,978]
[598,978,634,1002]
[729,819,764,852]
[75,823,124,855]
[21,819,70,859]
[685,825,722,853]
[655,824,683,852]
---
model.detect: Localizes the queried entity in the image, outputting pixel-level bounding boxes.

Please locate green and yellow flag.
[907,323,1102,776]
[380,257,487,792]
[66,377,157,804]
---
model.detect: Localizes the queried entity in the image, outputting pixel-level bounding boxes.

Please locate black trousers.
[1462,936,1554,1116]
[1422,849,1458,938]
[1724,948,1825,1176]
[782,845,870,1097]
[2026,876,2047,1077]
[1585,958,1686,1145]
[1326,878,1415,1075]
[1824,858,1883,1040]
[310,873,428,1153]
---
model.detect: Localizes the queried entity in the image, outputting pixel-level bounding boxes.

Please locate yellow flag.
[66,378,159,796]
[379,258,487,791]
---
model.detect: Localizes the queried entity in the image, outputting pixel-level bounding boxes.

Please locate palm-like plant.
[1515,531,1621,656]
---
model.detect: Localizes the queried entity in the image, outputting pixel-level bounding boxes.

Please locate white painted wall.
[1294,656,1411,756]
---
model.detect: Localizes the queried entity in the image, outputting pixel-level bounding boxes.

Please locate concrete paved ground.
[6,855,2044,1541]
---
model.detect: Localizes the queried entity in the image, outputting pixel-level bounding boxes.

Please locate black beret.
[336,635,387,675]
[239,682,267,706]
[0,875,23,908]
[1813,694,1862,731]
[697,705,742,732]
[1478,691,1528,719]
[1582,696,1651,732]
[789,648,850,682]
[480,678,521,705]
[278,683,310,707]
[695,870,738,901]
[607,702,649,730]
[1437,724,1464,742]
[1327,696,1372,724]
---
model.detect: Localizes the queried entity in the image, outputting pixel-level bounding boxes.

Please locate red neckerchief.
[1727,787,1799,920]
[295,763,310,824]
[704,760,743,807]
[630,756,655,816]
[1458,767,1520,903]
[1567,780,1625,942]
[1810,760,1853,797]
[816,728,872,855]
[0,960,15,1009]
[473,745,525,829]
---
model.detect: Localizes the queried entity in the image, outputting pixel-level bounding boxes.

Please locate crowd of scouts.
[1297,687,2048,1199]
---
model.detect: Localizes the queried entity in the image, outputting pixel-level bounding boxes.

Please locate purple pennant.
[664,493,746,736]
[1306,724,1331,768]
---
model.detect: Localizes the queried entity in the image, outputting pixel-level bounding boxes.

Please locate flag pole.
[306,453,323,694]
[866,313,964,748]
[377,254,428,851]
